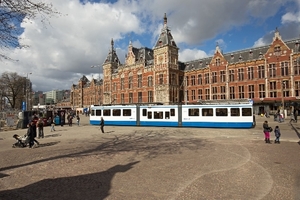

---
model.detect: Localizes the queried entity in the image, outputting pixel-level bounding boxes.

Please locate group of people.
[263,121,281,144]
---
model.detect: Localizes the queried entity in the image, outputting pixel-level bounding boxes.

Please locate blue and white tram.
[181,104,253,128]
[139,105,179,127]
[90,105,137,126]
[90,103,255,128]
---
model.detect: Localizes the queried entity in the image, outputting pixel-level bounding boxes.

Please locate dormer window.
[215,58,220,66]
[274,46,281,56]
[259,52,263,59]
[159,40,162,45]
[249,50,253,59]
[239,55,243,61]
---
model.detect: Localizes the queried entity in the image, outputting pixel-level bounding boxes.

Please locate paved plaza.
[0,116,299,200]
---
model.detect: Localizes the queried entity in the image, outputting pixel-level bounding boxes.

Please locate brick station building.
[70,14,300,115]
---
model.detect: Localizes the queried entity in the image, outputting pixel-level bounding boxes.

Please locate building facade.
[70,14,300,115]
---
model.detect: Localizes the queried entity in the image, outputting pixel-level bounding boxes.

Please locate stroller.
[12,134,29,148]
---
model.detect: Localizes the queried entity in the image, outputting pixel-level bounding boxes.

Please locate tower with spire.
[153,13,180,104]
[102,38,120,104]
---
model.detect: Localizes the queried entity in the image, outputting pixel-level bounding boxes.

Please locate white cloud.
[282,12,300,23]
[253,38,267,48]
[179,49,208,62]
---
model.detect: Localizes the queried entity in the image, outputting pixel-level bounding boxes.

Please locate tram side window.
[170,109,175,116]
[103,109,111,116]
[142,109,147,116]
[95,110,101,116]
[154,111,163,119]
[123,109,131,116]
[242,108,252,116]
[91,110,95,116]
[216,108,228,116]
[165,111,170,119]
[113,109,121,116]
[231,108,240,116]
[147,112,152,119]
[202,108,213,116]
[189,108,199,116]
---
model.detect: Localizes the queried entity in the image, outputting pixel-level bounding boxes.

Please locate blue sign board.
[22,102,26,111]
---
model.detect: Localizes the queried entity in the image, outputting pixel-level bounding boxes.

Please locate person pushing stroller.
[27,121,39,148]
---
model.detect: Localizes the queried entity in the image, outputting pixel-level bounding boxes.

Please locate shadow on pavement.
[44,133,62,138]
[37,141,60,148]
[0,131,206,172]
[0,173,9,178]
[0,161,139,200]
[289,123,300,138]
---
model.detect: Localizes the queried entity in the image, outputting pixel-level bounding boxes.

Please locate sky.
[1,0,300,92]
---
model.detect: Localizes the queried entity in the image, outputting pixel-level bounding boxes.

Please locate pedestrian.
[76,115,80,126]
[279,113,284,123]
[68,115,73,126]
[51,117,56,132]
[290,113,296,124]
[274,126,281,144]
[27,122,35,148]
[100,117,104,133]
[263,120,272,143]
[27,122,39,148]
[37,118,44,138]
[60,117,64,127]
[295,110,298,123]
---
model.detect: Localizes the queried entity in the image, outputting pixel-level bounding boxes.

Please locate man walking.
[100,117,104,133]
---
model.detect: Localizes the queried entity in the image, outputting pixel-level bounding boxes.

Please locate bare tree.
[0,0,60,60]
[0,71,27,109]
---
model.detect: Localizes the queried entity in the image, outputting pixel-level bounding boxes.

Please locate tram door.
[136,105,140,126]
[178,105,182,127]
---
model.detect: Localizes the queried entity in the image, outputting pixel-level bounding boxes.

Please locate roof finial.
[111,38,114,46]
[111,38,114,52]
[164,13,167,27]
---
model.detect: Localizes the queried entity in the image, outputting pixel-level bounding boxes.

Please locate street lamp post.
[281,81,285,116]
[25,73,32,111]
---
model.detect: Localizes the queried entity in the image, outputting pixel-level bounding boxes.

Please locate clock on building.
[158,55,164,64]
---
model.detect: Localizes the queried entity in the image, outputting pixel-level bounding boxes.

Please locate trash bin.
[54,116,60,125]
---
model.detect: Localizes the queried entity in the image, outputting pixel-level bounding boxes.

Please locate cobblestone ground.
[0,116,299,200]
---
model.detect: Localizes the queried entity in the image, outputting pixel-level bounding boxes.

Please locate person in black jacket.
[100,117,104,133]
[27,122,39,148]
[27,122,35,148]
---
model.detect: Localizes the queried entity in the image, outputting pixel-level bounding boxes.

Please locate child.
[76,115,80,126]
[274,126,281,144]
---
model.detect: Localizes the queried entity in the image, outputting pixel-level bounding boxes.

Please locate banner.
[22,102,26,111]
